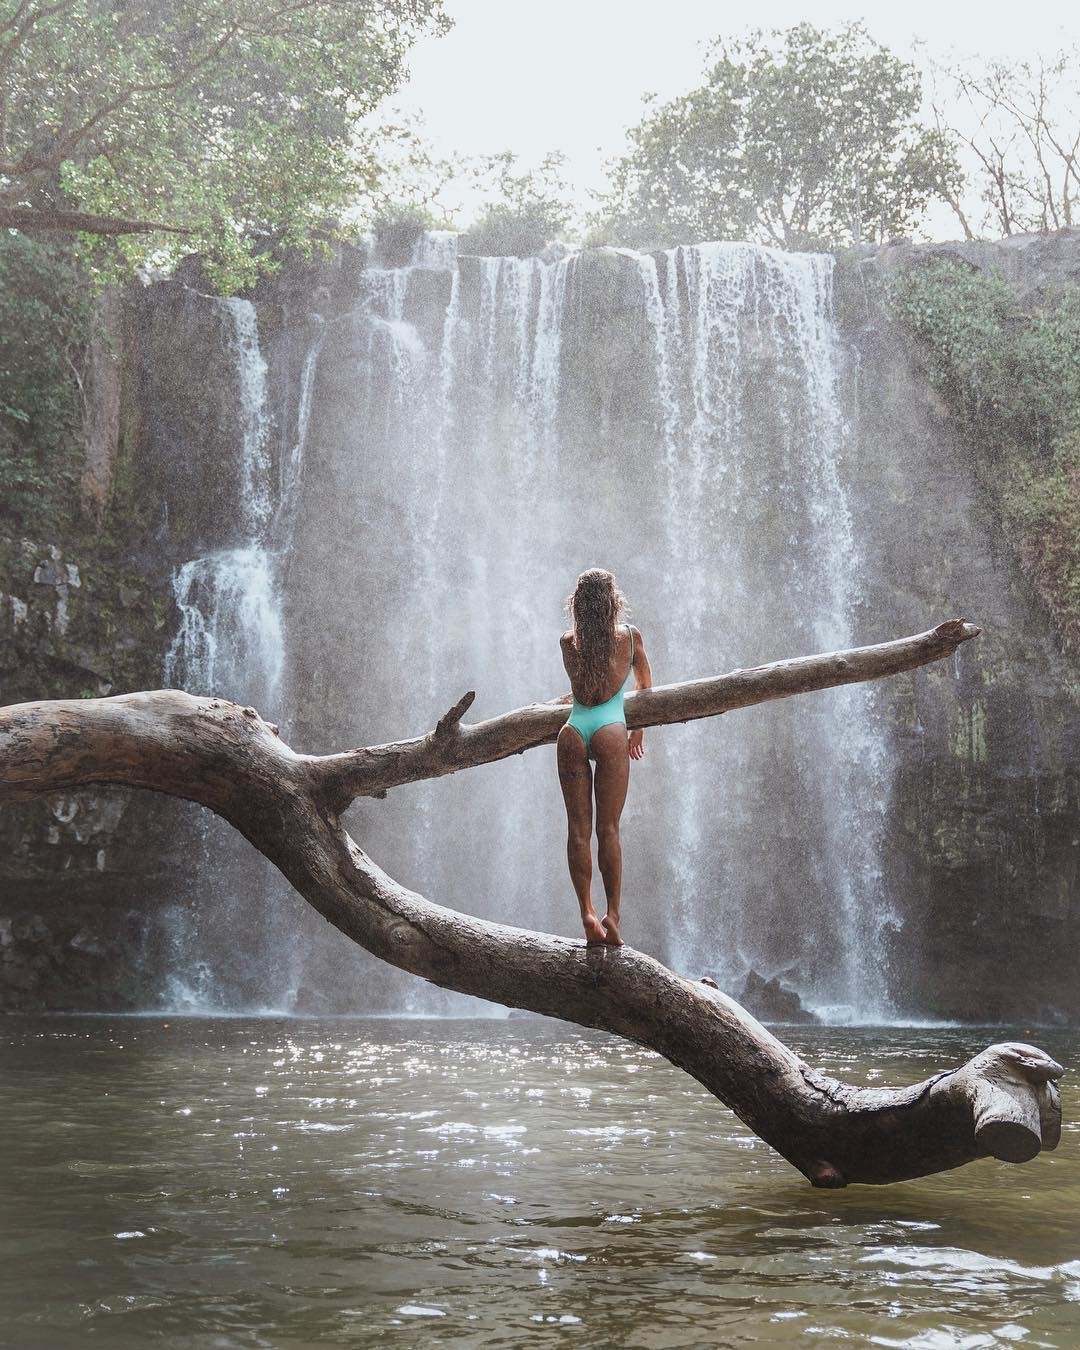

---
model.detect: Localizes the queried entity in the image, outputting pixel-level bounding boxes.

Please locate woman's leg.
[590,723,630,945]
[557,724,605,944]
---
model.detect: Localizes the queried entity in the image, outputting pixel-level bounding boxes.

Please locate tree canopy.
[596,23,962,252]
[0,0,448,286]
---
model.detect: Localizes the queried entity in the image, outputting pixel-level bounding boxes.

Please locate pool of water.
[0,1018,1076,1348]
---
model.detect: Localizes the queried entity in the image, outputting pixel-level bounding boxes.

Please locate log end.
[935,618,982,643]
[968,1042,1064,1163]
[975,1117,1043,1164]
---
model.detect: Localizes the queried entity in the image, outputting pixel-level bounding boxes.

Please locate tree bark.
[0,206,190,236]
[0,621,1063,1187]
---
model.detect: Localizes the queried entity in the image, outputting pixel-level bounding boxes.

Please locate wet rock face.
[125,283,258,565]
[735,970,821,1025]
[0,907,146,1012]
[0,529,193,1011]
[839,226,1080,310]
[0,536,170,705]
[832,232,1080,1025]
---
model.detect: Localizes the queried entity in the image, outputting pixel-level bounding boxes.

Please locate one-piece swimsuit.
[566,624,635,754]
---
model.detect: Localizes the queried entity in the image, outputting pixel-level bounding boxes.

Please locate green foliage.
[888,257,1080,650]
[1,0,449,290]
[1005,442,1080,649]
[597,23,962,251]
[0,235,93,535]
[460,152,573,257]
[887,259,1080,456]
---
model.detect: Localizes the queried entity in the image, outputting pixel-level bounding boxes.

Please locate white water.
[161,299,323,1013]
[163,547,284,703]
[275,236,896,1020]
[636,244,894,1018]
[164,299,282,704]
[162,237,895,1021]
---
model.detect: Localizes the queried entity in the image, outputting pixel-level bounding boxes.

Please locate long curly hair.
[565,568,627,704]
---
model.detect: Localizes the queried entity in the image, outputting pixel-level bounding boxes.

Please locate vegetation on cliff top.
[888,258,1080,652]
[593,24,962,252]
[0,0,448,288]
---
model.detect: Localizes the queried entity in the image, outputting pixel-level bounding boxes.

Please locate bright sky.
[389,0,1079,228]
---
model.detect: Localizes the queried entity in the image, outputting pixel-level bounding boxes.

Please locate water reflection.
[0,1019,1075,1348]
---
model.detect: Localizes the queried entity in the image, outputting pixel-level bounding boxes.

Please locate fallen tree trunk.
[0,621,1063,1187]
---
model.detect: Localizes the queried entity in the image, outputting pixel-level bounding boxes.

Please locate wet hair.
[565,568,627,703]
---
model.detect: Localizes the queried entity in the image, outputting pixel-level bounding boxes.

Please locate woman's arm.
[628,625,651,761]
[630,625,652,692]
[553,632,575,704]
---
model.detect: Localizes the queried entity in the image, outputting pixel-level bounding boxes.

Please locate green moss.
[0,235,94,538]
[952,700,988,764]
[888,259,1080,654]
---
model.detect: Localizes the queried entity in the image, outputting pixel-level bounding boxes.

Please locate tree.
[0,621,1064,1188]
[0,0,449,286]
[931,50,1080,239]
[596,23,962,252]
[459,151,574,257]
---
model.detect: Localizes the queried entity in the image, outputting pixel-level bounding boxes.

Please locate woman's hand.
[628,728,644,760]
[554,692,573,705]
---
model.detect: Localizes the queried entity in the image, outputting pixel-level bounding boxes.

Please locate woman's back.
[561,623,636,707]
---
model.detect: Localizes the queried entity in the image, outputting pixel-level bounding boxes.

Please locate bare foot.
[583,913,607,946]
[601,914,623,946]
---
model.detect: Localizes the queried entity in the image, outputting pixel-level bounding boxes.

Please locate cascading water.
[163,235,895,1021]
[164,299,281,706]
[271,234,896,1021]
[635,245,894,1018]
[161,298,321,1011]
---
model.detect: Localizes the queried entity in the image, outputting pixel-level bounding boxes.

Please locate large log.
[0,622,1063,1187]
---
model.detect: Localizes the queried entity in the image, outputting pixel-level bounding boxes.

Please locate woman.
[557,568,652,947]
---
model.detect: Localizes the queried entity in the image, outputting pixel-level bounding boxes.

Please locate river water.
[1,1018,1076,1348]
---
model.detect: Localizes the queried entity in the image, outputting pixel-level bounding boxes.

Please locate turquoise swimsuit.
[566,624,635,754]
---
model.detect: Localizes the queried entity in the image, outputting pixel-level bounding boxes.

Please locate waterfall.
[161,298,323,1012]
[163,235,896,1022]
[635,244,894,1019]
[164,299,280,705]
[163,548,284,702]
[266,235,896,1021]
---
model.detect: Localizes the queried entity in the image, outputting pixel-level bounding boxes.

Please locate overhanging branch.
[0,205,191,236]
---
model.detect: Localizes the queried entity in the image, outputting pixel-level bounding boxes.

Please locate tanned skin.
[556,623,653,946]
